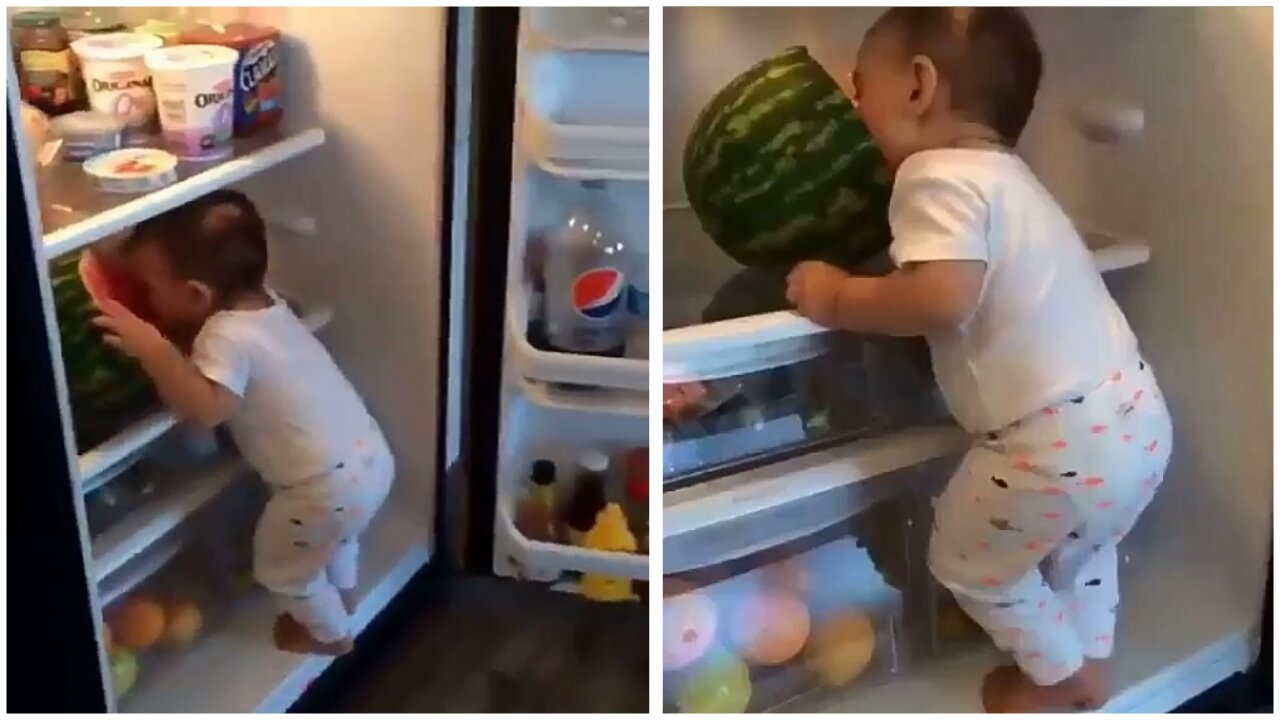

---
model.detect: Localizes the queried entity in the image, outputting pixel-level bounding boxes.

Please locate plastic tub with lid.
[145,45,239,160]
[179,22,283,137]
[70,32,164,143]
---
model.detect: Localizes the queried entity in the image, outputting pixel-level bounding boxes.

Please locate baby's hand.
[786,261,850,327]
[92,298,171,362]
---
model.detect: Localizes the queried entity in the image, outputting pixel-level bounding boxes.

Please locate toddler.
[94,189,393,656]
[786,8,1172,712]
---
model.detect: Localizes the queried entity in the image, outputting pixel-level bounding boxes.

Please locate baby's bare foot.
[273,613,354,656]
[981,660,1110,713]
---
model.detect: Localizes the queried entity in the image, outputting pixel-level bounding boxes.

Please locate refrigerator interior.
[10,6,447,711]
[663,6,1271,713]
[491,9,651,591]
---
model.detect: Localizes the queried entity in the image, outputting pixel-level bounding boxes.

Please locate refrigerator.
[661,6,1271,713]
[7,6,649,712]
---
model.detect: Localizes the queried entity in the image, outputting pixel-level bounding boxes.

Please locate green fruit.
[675,651,752,713]
[109,649,139,698]
[683,46,893,269]
[50,251,157,452]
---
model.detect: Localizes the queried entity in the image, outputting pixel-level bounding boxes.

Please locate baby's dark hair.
[870,7,1043,145]
[127,189,268,301]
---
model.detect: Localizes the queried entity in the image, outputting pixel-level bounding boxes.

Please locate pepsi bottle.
[543,181,629,357]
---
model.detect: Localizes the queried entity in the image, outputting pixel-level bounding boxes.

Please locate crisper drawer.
[494,378,648,584]
[663,494,915,713]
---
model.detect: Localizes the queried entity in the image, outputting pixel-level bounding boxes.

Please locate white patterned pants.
[254,433,394,643]
[928,357,1173,685]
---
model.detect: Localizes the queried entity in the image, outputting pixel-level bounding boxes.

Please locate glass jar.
[12,11,76,116]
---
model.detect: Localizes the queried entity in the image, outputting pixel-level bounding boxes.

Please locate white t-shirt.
[192,294,378,486]
[888,148,1138,433]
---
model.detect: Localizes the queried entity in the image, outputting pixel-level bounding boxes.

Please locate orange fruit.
[102,622,115,653]
[805,610,877,686]
[730,590,810,666]
[162,598,203,647]
[112,596,166,650]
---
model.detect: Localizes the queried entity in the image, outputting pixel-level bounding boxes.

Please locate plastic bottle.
[514,459,558,542]
[562,451,609,546]
[627,243,649,359]
[543,181,629,357]
[623,448,648,552]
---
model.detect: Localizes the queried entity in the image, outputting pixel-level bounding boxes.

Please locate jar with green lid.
[61,8,127,40]
[12,11,75,116]
[134,19,182,46]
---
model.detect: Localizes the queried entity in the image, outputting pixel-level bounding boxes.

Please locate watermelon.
[51,249,158,453]
[683,46,894,269]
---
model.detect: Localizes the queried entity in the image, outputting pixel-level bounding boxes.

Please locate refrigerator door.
[490,8,651,590]
[7,95,113,713]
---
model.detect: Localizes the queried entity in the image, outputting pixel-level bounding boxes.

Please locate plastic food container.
[70,32,164,143]
[179,23,283,137]
[50,110,124,160]
[145,45,239,160]
[84,148,178,194]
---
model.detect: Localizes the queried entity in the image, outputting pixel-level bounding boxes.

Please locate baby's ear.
[186,279,217,312]
[909,54,940,110]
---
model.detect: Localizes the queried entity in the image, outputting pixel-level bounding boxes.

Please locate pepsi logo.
[572,268,624,320]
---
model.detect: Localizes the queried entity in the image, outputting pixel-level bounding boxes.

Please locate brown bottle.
[562,451,608,546]
[514,459,558,542]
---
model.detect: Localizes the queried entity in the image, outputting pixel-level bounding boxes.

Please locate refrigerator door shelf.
[494,378,649,583]
[524,7,649,53]
[517,101,648,182]
[77,304,334,493]
[506,150,647,391]
[39,127,326,260]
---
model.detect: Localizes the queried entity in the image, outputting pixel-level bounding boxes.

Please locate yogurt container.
[180,23,283,136]
[70,32,164,142]
[145,45,239,160]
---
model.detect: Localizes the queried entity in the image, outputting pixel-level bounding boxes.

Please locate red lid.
[624,448,648,500]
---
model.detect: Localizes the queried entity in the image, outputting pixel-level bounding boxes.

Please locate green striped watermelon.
[683,46,893,269]
[51,249,157,453]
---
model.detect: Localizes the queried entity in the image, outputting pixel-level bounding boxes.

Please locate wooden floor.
[312,575,649,713]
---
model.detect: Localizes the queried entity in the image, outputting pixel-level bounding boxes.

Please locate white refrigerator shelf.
[97,530,185,608]
[40,127,326,260]
[78,305,334,493]
[664,424,969,540]
[523,7,649,53]
[663,239,1152,383]
[92,452,248,583]
[494,378,649,583]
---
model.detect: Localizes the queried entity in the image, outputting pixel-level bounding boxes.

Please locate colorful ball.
[805,610,877,687]
[664,591,718,671]
[730,590,810,666]
[675,651,752,713]
[112,596,166,650]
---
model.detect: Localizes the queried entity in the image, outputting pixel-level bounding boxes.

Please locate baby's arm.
[788,161,989,336]
[93,299,236,428]
[787,259,984,336]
